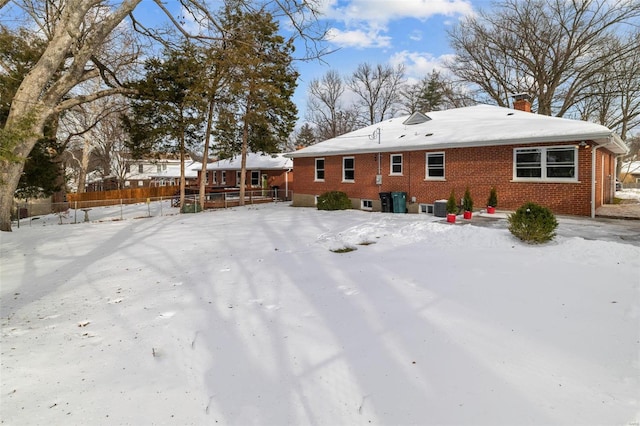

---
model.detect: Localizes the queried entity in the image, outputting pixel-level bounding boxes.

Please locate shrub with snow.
[508,202,558,244]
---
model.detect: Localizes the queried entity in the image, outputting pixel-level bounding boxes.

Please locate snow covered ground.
[1,201,639,425]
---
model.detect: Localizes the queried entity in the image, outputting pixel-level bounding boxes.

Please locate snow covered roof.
[150,161,199,179]
[287,105,627,158]
[206,153,292,171]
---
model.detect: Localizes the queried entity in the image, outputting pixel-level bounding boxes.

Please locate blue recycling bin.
[391,192,407,213]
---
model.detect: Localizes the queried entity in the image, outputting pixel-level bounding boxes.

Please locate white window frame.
[315,158,325,182]
[236,171,241,186]
[425,152,445,180]
[390,154,403,176]
[251,171,260,187]
[343,156,355,182]
[361,199,373,211]
[513,146,578,182]
[221,171,226,185]
[138,164,144,173]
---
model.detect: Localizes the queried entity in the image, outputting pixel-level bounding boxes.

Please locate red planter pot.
[446,213,456,223]
[487,206,496,214]
[463,211,472,220]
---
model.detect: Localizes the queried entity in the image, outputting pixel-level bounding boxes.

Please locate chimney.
[512,93,531,112]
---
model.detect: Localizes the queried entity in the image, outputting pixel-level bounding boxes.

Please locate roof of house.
[206,153,292,171]
[286,104,627,158]
[150,161,199,179]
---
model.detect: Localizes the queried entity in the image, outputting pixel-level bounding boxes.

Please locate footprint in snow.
[338,285,359,296]
[157,312,175,319]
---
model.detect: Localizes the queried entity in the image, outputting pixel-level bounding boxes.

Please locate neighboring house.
[287,100,627,217]
[149,160,199,187]
[619,161,640,187]
[198,153,293,195]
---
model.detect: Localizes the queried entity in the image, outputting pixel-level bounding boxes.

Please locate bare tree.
[0,0,326,231]
[574,32,640,142]
[348,62,405,125]
[447,0,640,116]
[306,70,359,140]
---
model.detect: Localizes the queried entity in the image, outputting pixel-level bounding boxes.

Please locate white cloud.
[326,27,392,49]
[325,0,474,25]
[320,0,473,50]
[388,51,455,78]
[409,30,423,41]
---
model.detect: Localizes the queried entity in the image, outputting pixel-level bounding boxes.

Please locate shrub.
[487,186,497,207]
[508,202,558,244]
[446,189,457,214]
[317,191,352,211]
[462,187,473,211]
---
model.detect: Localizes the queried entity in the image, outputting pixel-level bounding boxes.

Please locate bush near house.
[508,202,558,244]
[317,191,351,211]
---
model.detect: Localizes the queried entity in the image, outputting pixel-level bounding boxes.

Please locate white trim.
[512,145,578,182]
[390,153,403,176]
[342,156,355,183]
[361,199,373,210]
[315,157,325,182]
[425,152,445,180]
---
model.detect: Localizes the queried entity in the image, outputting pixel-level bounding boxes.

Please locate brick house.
[198,153,293,196]
[287,101,627,217]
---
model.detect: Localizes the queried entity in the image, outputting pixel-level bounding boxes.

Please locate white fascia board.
[287,133,620,158]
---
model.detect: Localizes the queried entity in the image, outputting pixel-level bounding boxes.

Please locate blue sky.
[287,0,494,123]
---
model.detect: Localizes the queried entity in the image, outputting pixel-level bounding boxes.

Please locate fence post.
[160,196,163,216]
[120,199,123,220]
[74,201,77,224]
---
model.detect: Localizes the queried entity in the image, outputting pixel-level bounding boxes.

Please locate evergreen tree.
[0,28,63,199]
[123,41,207,209]
[295,123,317,147]
[214,5,298,205]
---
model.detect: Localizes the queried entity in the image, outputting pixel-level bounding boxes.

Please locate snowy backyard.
[1,199,639,425]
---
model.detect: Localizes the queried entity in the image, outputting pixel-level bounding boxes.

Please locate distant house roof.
[150,161,199,179]
[286,104,627,158]
[206,153,292,171]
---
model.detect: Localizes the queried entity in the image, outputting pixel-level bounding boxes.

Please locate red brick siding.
[293,142,618,216]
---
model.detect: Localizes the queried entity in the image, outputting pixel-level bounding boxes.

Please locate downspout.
[285,168,291,197]
[590,138,614,218]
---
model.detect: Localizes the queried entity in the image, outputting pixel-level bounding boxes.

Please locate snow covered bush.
[317,191,352,210]
[508,202,558,244]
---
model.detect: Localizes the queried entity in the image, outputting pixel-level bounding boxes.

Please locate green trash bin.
[391,192,407,213]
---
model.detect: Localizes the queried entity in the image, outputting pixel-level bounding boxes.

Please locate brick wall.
[292,141,617,216]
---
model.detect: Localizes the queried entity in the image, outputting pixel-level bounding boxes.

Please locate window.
[221,171,226,185]
[390,154,403,175]
[426,152,445,179]
[126,164,131,173]
[157,164,162,173]
[514,146,577,180]
[138,164,144,173]
[138,180,144,187]
[212,171,217,184]
[315,158,325,181]
[236,171,241,185]
[361,199,373,210]
[343,157,355,182]
[251,171,260,186]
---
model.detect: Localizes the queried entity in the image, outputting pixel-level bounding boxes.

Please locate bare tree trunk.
[239,113,249,207]
[199,99,215,209]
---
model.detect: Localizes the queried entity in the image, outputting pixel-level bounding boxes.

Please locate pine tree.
[123,41,207,209]
[214,5,298,205]
[295,123,317,147]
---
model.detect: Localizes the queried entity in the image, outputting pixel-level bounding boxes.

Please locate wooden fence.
[67,186,178,207]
